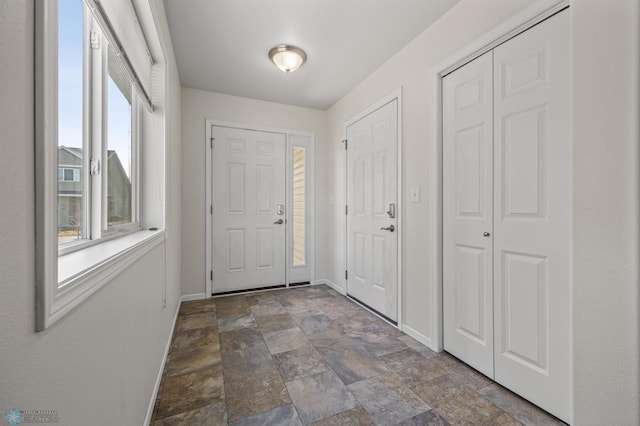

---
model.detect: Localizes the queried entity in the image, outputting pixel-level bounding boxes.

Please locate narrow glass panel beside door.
[292,147,306,266]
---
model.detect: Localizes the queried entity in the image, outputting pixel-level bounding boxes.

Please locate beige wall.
[572,0,640,423]
[0,1,183,424]
[180,88,327,295]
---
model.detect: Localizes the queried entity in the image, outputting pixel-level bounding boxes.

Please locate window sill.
[52,230,164,324]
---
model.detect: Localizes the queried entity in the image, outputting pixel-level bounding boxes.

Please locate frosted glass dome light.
[268,45,307,73]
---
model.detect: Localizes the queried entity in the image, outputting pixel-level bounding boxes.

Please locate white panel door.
[212,126,286,293]
[346,99,398,321]
[493,10,570,422]
[443,51,495,378]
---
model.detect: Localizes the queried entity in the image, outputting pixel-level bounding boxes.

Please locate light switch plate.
[411,186,420,203]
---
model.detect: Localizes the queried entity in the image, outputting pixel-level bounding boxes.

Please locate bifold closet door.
[493,10,570,421]
[442,50,495,378]
[443,9,570,423]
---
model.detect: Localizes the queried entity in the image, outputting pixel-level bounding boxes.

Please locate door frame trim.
[343,88,403,327]
[428,0,569,351]
[204,119,316,296]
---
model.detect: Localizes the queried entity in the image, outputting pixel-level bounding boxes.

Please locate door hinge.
[210,137,215,149]
[342,139,348,150]
[345,205,348,215]
[210,270,213,281]
[210,204,213,215]
[345,270,348,280]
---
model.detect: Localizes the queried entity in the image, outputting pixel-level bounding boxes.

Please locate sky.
[58,0,132,178]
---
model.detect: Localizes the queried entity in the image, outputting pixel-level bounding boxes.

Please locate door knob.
[274,219,284,225]
[483,231,490,237]
[380,225,395,232]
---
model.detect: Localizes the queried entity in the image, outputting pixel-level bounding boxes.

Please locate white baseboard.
[402,323,440,352]
[144,301,181,426]
[180,293,206,302]
[315,279,345,295]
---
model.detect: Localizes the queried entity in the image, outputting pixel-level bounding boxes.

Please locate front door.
[211,126,286,293]
[346,99,399,322]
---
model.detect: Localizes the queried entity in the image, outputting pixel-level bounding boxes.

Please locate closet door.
[493,10,570,422]
[442,51,494,378]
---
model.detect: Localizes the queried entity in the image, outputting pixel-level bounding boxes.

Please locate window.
[58,167,80,182]
[292,147,306,266]
[56,1,140,250]
[36,0,161,331]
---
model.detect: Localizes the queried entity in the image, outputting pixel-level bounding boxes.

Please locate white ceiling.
[163,0,461,110]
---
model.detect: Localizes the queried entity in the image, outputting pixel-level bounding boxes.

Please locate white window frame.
[57,7,142,256]
[35,0,163,331]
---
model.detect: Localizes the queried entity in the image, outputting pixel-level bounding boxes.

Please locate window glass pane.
[58,0,85,245]
[293,147,306,266]
[107,46,133,228]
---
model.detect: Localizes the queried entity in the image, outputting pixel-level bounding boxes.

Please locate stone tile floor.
[151,285,565,425]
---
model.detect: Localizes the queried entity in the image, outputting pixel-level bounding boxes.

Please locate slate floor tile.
[297,314,342,336]
[309,406,374,425]
[166,345,221,377]
[398,335,441,359]
[170,326,219,354]
[348,372,430,425]
[220,327,264,352]
[396,409,451,426]
[225,368,291,423]
[250,300,287,317]
[216,297,251,318]
[286,370,359,424]
[382,351,447,388]
[154,402,227,426]
[155,365,225,419]
[263,327,310,354]
[229,403,302,426]
[411,375,503,425]
[179,299,217,317]
[221,343,275,377]
[477,384,564,426]
[256,313,298,333]
[431,354,493,391]
[484,413,524,425]
[316,346,389,385]
[176,312,218,332]
[273,345,330,382]
[218,312,257,332]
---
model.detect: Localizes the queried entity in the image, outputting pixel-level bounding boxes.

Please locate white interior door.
[443,9,570,423]
[346,99,398,321]
[493,10,570,421]
[212,126,286,293]
[442,50,495,378]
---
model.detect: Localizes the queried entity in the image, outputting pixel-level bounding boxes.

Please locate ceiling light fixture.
[268,45,307,73]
